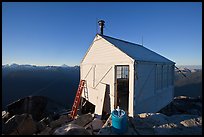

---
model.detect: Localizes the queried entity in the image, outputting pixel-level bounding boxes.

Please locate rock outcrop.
[2,113,37,135]
[53,124,91,135]
[2,96,202,135]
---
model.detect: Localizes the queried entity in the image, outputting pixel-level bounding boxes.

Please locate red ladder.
[70,80,85,119]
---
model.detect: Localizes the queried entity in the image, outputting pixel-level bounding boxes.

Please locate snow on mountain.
[175,65,202,73]
[2,64,200,73]
[61,64,69,68]
[2,63,79,71]
[10,63,19,68]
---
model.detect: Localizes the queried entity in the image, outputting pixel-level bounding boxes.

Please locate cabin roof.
[98,34,175,64]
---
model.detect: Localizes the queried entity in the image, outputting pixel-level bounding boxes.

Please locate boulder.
[154,125,184,135]
[50,115,71,128]
[84,125,93,135]
[175,96,188,99]
[2,111,6,117]
[7,96,47,121]
[187,109,201,115]
[138,113,152,119]
[3,113,37,135]
[180,116,202,127]
[53,123,91,135]
[195,117,202,126]
[38,127,52,135]
[84,118,104,134]
[2,111,11,123]
[128,117,155,135]
[152,114,202,135]
[70,113,93,127]
[36,121,47,132]
[154,122,202,135]
[36,117,51,132]
[157,123,178,128]
[142,113,169,127]
[168,114,199,124]
[129,116,152,128]
[91,118,104,131]
[6,96,67,122]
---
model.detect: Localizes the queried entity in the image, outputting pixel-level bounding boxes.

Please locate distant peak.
[61,64,69,67]
[11,63,19,65]
[10,63,19,67]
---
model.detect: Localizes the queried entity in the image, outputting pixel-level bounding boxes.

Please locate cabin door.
[115,65,129,112]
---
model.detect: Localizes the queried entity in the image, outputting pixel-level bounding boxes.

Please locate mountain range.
[2,64,202,109]
[2,63,78,70]
[2,64,201,71]
[2,64,80,110]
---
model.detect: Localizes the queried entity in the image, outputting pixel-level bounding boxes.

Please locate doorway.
[115,65,129,112]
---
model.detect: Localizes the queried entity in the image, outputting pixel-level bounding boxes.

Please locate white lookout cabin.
[80,21,175,118]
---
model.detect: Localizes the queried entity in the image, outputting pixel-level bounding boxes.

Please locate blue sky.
[2,2,202,66]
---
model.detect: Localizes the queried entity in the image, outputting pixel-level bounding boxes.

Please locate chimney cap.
[98,20,105,24]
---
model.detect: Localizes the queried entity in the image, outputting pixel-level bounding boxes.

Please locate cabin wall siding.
[80,64,114,113]
[81,63,134,117]
[134,63,156,103]
[82,35,133,64]
[81,36,134,117]
[134,86,173,114]
[80,35,174,117]
[134,62,174,115]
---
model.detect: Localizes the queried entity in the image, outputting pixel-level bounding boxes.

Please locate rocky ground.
[2,96,202,135]
[99,96,202,135]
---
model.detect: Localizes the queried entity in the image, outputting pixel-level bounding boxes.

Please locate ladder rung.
[73,102,76,105]
[74,100,79,103]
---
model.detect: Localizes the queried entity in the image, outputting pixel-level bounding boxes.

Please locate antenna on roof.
[96,18,98,34]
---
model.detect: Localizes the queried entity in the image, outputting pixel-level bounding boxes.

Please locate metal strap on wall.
[94,66,113,89]
[83,65,94,80]
[175,66,188,79]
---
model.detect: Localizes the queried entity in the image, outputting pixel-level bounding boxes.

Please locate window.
[157,64,174,91]
[116,66,129,79]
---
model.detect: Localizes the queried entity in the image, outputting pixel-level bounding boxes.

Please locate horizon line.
[2,63,202,67]
[2,63,80,67]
